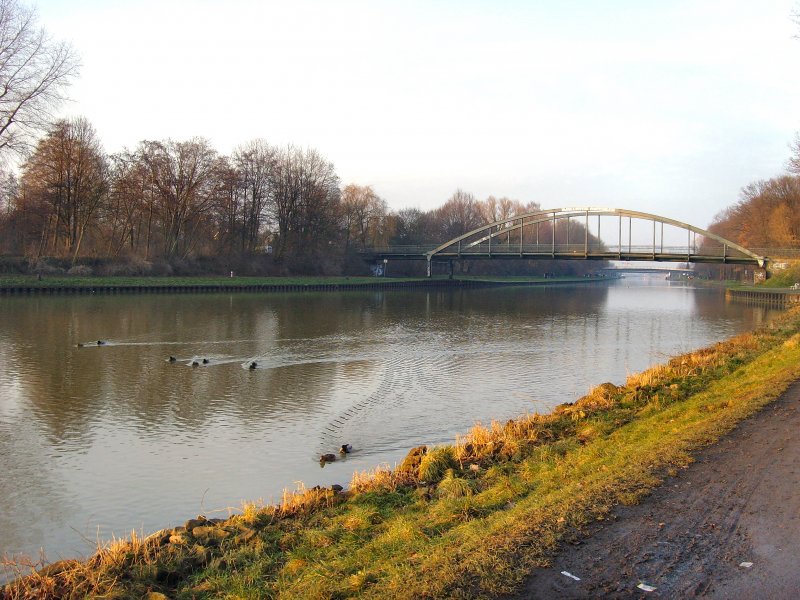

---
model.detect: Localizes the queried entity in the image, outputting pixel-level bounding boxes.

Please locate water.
[0,278,777,562]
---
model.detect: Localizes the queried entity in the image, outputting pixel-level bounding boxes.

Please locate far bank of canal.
[725,286,800,308]
[0,275,600,295]
[0,279,780,564]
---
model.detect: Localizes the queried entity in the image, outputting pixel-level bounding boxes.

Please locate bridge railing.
[747,248,800,259]
[457,245,752,257]
[366,243,754,258]
[364,243,758,260]
[605,245,753,259]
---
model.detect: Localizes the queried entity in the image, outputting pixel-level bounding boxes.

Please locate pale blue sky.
[36,0,800,228]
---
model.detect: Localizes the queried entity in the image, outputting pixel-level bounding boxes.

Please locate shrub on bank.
[29,259,65,276]
[66,265,93,277]
[0,256,27,274]
[0,253,287,278]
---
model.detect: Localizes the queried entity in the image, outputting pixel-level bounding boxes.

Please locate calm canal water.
[0,279,778,562]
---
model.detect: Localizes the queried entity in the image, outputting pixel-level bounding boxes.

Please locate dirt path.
[511,380,800,599]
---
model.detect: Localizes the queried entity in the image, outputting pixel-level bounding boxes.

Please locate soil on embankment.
[513,380,800,599]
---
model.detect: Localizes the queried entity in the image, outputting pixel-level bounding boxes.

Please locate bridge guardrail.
[364,244,755,259]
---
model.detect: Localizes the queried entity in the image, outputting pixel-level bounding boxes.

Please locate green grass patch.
[761,261,800,289]
[0,275,433,288]
[5,311,800,599]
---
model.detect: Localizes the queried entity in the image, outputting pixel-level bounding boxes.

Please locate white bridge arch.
[417,207,766,276]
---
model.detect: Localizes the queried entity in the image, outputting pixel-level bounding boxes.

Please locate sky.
[35,0,800,229]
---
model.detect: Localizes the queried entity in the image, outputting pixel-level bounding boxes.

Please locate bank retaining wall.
[0,279,483,295]
[726,288,800,308]
[0,278,616,296]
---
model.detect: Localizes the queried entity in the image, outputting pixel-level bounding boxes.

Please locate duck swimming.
[249,361,257,370]
[340,444,352,454]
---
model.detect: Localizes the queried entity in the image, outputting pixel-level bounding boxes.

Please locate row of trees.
[1,119,345,269]
[708,176,800,250]
[0,115,605,276]
[2,0,799,277]
[707,141,800,251]
[0,1,599,276]
[0,0,590,276]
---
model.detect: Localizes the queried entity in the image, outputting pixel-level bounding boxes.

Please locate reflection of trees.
[691,285,778,327]
[0,414,77,559]
[0,303,79,558]
[1,296,103,446]
[1,287,613,448]
[426,284,610,321]
[1,292,403,444]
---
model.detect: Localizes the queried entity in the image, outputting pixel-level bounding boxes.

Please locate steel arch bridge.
[365,207,767,277]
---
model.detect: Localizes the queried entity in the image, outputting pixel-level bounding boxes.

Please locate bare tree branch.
[790,132,800,175]
[0,0,79,157]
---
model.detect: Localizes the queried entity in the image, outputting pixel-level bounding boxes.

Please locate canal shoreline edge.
[3,309,800,598]
[0,276,614,296]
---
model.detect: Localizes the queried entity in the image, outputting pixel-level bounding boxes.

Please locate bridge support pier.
[448,260,454,280]
[426,258,432,278]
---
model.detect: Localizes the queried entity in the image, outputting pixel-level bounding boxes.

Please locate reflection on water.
[0,279,778,560]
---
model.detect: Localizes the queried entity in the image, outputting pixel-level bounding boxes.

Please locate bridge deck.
[362,245,764,266]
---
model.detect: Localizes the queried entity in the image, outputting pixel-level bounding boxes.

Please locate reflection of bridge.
[363,207,768,277]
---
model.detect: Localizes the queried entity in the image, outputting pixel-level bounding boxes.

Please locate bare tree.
[103,150,151,256]
[270,145,340,260]
[212,156,242,254]
[341,183,390,250]
[0,166,14,211]
[708,176,800,248]
[0,167,17,250]
[392,207,434,245]
[233,139,274,252]
[479,195,523,243]
[435,189,483,239]
[789,133,800,175]
[20,117,107,260]
[0,0,79,156]
[137,138,222,258]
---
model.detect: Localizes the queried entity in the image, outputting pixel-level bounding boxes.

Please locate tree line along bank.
[0,119,611,278]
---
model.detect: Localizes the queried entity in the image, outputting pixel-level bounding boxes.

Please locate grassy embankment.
[761,262,800,289]
[5,308,800,599]
[0,274,594,289]
[699,263,799,291]
[0,275,426,288]
[452,275,596,283]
